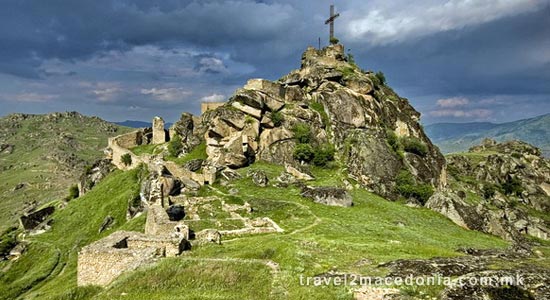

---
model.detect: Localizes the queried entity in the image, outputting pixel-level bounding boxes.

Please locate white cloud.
[436,97,470,108]
[140,87,192,102]
[197,57,227,74]
[345,0,546,45]
[429,108,492,118]
[90,82,122,102]
[200,93,226,103]
[11,92,58,102]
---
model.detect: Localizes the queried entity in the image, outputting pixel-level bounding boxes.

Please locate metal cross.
[324,5,340,41]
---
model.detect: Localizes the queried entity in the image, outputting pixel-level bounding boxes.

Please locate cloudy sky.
[0,0,549,124]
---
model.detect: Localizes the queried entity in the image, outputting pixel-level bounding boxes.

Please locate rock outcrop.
[301,186,353,207]
[180,44,445,200]
[429,139,550,243]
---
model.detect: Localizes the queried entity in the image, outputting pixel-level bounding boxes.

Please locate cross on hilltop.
[324,4,340,42]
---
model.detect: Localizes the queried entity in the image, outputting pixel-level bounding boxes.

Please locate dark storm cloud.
[0,0,300,78]
[0,0,549,123]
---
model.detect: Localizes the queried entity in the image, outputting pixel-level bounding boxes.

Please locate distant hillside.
[114,120,172,129]
[0,112,132,232]
[425,113,550,156]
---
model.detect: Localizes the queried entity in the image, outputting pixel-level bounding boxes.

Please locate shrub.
[375,71,386,84]
[271,111,284,127]
[65,184,80,201]
[0,226,18,258]
[312,144,336,167]
[293,144,314,162]
[400,136,428,157]
[386,129,400,153]
[501,177,523,196]
[482,184,497,199]
[245,115,255,124]
[121,153,132,166]
[292,123,312,144]
[168,135,183,157]
[396,170,434,205]
[330,36,339,44]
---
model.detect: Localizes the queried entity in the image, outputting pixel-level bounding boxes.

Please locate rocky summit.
[179,44,445,200]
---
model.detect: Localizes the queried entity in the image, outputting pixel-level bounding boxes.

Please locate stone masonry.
[152,116,167,144]
[77,230,186,286]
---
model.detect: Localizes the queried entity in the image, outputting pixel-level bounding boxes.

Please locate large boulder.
[301,186,353,207]
[248,170,269,187]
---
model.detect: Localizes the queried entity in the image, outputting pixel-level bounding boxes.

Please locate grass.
[130,144,161,156]
[165,142,207,165]
[0,169,142,300]
[3,161,538,300]
[0,113,132,233]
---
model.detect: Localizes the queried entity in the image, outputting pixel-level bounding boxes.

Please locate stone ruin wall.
[201,102,225,115]
[77,231,160,286]
[108,129,150,170]
[145,205,189,239]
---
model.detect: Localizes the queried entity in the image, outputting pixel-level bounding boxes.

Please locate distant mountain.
[113,120,151,128]
[114,120,172,129]
[425,113,550,156]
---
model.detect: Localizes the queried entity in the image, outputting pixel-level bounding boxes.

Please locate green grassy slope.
[0,160,514,300]
[0,168,146,300]
[0,112,132,232]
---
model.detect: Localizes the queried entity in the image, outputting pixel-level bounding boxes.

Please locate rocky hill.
[425,113,550,157]
[0,112,131,232]
[428,139,550,245]
[179,44,445,201]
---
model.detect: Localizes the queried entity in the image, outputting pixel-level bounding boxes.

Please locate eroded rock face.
[79,159,114,195]
[426,191,525,243]
[195,44,445,200]
[439,140,550,242]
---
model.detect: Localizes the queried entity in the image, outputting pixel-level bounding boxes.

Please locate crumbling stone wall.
[77,231,159,286]
[164,161,216,185]
[145,205,189,239]
[127,235,185,257]
[78,230,187,286]
[108,130,150,170]
[201,102,225,114]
